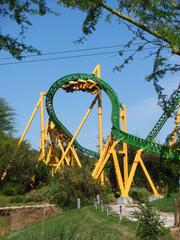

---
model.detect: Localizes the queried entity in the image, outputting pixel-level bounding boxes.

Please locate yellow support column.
[92,134,112,179]
[138,156,159,196]
[124,149,159,197]
[98,94,105,185]
[45,145,52,165]
[123,149,142,196]
[58,138,71,165]
[111,149,126,195]
[40,92,46,160]
[70,146,82,167]
[93,64,105,185]
[55,95,98,171]
[18,97,41,145]
[119,105,128,188]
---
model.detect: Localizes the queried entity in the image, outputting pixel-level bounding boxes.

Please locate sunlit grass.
[3,207,136,240]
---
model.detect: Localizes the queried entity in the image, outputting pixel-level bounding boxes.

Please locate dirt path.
[109,204,175,227]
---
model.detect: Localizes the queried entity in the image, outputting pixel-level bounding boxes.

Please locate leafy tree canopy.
[0,97,15,134]
[0,0,57,59]
[57,0,180,108]
[0,1,179,106]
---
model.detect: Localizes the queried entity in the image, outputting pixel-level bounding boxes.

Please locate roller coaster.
[46,73,179,160]
[2,65,179,198]
[44,65,179,197]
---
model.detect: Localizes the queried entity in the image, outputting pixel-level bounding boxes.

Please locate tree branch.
[169,0,180,9]
[97,1,170,48]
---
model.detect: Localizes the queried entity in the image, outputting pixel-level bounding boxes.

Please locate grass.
[0,187,50,208]
[151,192,180,212]
[1,206,137,240]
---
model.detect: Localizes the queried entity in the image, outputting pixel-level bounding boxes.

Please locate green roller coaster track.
[46,73,180,160]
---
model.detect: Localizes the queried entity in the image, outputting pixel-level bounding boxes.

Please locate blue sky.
[0,2,179,151]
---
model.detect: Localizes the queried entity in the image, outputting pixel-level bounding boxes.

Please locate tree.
[0,0,56,59]
[0,97,15,134]
[0,1,179,106]
[0,134,39,193]
[0,97,39,193]
[57,0,179,108]
[6,140,39,192]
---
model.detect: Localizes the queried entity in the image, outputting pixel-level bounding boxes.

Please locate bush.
[133,203,171,240]
[33,161,51,188]
[129,187,150,203]
[10,195,26,204]
[24,187,50,203]
[49,166,108,208]
[1,181,25,196]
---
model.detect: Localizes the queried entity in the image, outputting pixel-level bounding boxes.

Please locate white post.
[97,194,100,204]
[77,198,81,209]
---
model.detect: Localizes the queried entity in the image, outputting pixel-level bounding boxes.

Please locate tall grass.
[5,207,136,240]
[7,227,114,240]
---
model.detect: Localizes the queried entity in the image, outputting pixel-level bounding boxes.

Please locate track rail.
[46,73,179,160]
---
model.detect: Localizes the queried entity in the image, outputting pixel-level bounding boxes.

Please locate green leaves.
[0,97,15,134]
[49,166,106,208]
[133,203,170,240]
[0,0,56,59]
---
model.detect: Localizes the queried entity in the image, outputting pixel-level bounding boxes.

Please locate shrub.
[1,181,25,196]
[133,203,171,240]
[33,161,51,188]
[129,187,150,203]
[24,187,50,203]
[10,195,26,204]
[49,166,107,208]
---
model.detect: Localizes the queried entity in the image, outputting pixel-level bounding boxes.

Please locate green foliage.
[158,154,180,193]
[49,166,107,208]
[5,207,136,240]
[59,0,180,52]
[133,203,171,240]
[0,134,39,194]
[58,0,180,109]
[125,144,180,194]
[2,141,38,192]
[9,186,50,205]
[0,97,15,135]
[0,186,51,206]
[1,181,25,196]
[0,1,58,59]
[24,186,51,203]
[6,227,115,240]
[151,192,180,212]
[129,187,150,203]
[33,161,51,188]
[0,97,46,195]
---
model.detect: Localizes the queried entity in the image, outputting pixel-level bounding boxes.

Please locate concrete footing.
[148,195,164,202]
[117,197,133,206]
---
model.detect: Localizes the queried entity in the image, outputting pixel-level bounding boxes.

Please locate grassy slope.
[152,192,180,212]
[1,207,136,240]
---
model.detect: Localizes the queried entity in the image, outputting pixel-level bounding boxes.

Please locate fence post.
[77,198,81,209]
[119,205,122,221]
[97,194,100,204]
[93,198,98,210]
[106,204,109,216]
[100,200,104,212]
[174,198,180,227]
